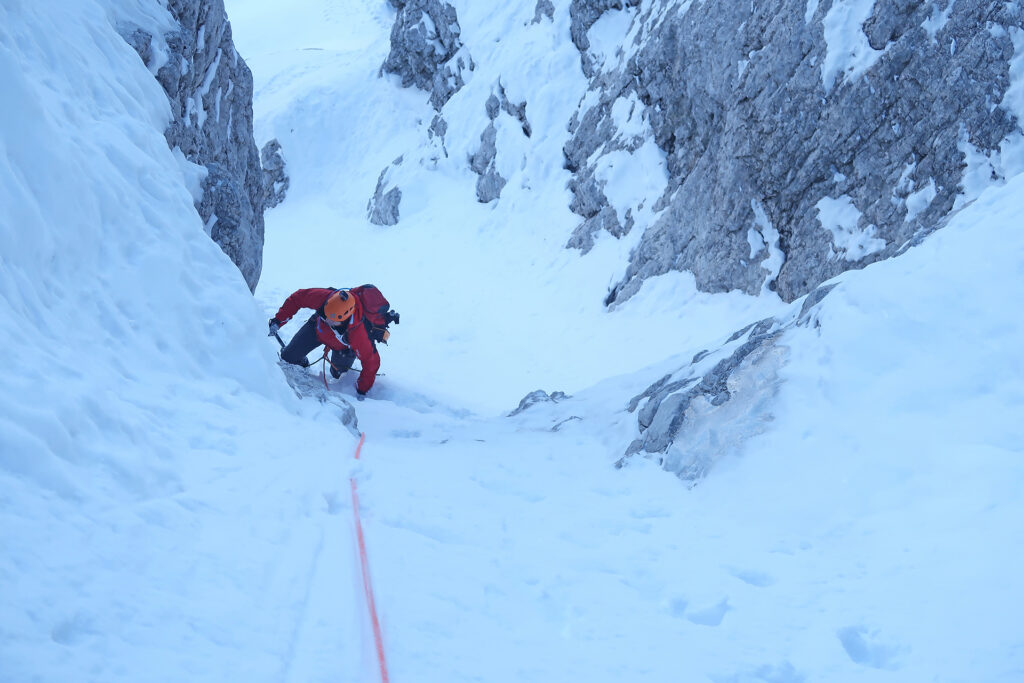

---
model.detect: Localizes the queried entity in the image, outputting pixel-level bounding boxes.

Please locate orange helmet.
[324,290,356,324]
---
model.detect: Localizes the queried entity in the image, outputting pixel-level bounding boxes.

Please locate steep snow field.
[1,2,361,680]
[1,0,1022,682]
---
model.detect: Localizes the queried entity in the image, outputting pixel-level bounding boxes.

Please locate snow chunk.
[586,5,636,69]
[1000,27,1024,177]
[805,0,820,23]
[746,227,764,259]
[752,199,785,290]
[196,47,223,129]
[904,178,936,222]
[610,93,646,141]
[894,161,916,195]
[592,140,668,227]
[955,127,1003,210]
[821,0,885,91]
[171,146,208,203]
[815,195,886,260]
[922,0,955,44]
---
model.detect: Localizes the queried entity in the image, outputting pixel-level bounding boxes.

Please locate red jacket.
[274,288,381,394]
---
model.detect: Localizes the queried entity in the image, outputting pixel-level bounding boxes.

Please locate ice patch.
[662,342,787,481]
[815,195,886,260]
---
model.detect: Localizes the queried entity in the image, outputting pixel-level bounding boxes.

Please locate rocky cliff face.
[567,0,1023,303]
[377,0,1023,304]
[375,1,1022,301]
[120,0,265,291]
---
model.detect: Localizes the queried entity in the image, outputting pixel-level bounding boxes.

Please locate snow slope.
[240,0,1024,678]
[339,172,1024,682]
[1,0,1022,681]
[1,2,363,680]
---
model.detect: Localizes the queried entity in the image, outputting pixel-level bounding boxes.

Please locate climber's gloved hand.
[386,309,400,325]
[268,318,281,336]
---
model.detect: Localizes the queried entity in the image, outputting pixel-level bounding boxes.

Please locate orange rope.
[349,433,389,683]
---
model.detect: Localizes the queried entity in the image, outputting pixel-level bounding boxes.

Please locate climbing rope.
[349,433,389,683]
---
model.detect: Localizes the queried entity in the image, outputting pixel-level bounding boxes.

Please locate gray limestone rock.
[533,0,555,24]
[567,0,1024,304]
[119,0,265,291]
[368,157,404,226]
[470,122,507,203]
[429,114,449,140]
[200,163,257,281]
[566,205,626,253]
[381,0,470,110]
[260,139,289,209]
[508,390,571,417]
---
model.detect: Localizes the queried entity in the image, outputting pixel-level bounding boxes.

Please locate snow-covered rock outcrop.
[368,157,404,225]
[568,0,1024,303]
[381,0,471,111]
[120,0,265,290]
[620,285,833,481]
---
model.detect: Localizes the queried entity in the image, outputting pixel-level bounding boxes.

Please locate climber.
[268,287,395,396]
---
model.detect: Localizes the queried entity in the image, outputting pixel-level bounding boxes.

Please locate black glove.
[268,318,281,336]
[386,309,400,325]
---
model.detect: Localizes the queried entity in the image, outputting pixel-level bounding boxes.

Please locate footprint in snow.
[710,661,805,683]
[322,491,344,515]
[51,612,97,645]
[685,598,732,626]
[728,567,776,587]
[836,625,906,670]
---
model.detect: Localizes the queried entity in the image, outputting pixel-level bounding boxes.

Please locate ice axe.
[270,323,309,366]
[268,319,286,349]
